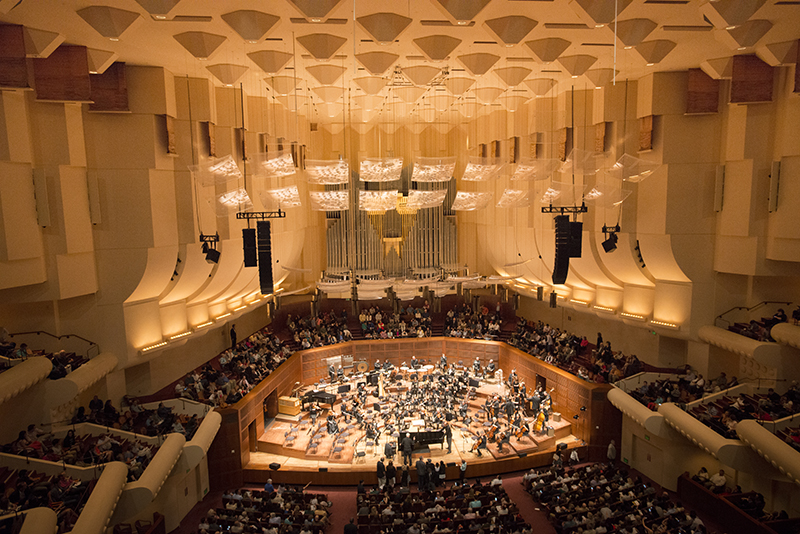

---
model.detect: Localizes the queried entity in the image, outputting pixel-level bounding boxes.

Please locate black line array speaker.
[536,286,543,301]
[552,215,571,284]
[549,292,558,308]
[257,221,273,294]
[243,228,257,267]
[569,221,583,258]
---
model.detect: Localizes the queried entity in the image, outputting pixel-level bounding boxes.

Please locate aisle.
[501,473,557,534]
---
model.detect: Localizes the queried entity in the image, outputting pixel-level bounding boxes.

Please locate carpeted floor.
[500,473,557,534]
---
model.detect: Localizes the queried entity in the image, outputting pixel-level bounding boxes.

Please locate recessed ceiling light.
[154,15,167,20]
[646,63,654,66]
[595,24,604,28]
[457,20,469,26]
[310,18,322,23]
[737,47,746,50]
[89,71,98,74]
[624,46,633,50]
[247,40,258,44]
[109,38,119,42]
[572,75,578,78]
[726,26,737,30]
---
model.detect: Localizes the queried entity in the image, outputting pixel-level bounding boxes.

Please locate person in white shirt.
[709,469,727,493]
[491,475,503,486]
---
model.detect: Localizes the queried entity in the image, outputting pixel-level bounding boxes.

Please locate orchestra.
[302,355,558,462]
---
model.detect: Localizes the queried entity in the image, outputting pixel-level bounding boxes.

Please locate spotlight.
[573,414,579,420]
[580,406,586,412]
[200,232,221,264]
[602,233,618,253]
[205,248,221,264]
[601,225,620,254]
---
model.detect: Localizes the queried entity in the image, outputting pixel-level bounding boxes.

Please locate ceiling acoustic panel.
[354,76,388,95]
[524,78,557,96]
[525,38,571,63]
[719,20,773,50]
[287,0,344,22]
[306,64,346,85]
[758,40,799,67]
[206,64,249,86]
[483,16,539,47]
[357,13,412,44]
[636,40,677,65]
[133,0,182,17]
[700,56,734,79]
[402,65,442,86]
[23,27,65,58]
[77,6,140,40]
[296,33,347,60]
[86,48,118,74]
[247,50,293,74]
[221,11,280,43]
[572,0,634,26]
[614,19,657,49]
[312,86,344,102]
[584,68,618,88]
[494,66,532,87]
[264,75,299,95]
[433,0,492,24]
[557,54,597,77]
[413,35,462,61]
[699,0,767,29]
[458,53,501,76]
[355,51,399,75]
[174,32,227,60]
[444,76,475,95]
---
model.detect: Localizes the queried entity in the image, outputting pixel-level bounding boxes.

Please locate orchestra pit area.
[251,358,575,473]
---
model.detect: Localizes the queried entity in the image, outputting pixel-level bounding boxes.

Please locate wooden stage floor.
[244,376,580,485]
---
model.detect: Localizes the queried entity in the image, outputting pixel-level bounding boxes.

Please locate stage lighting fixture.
[205,248,221,264]
[602,233,618,253]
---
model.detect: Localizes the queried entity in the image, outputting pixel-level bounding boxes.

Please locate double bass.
[532,410,546,433]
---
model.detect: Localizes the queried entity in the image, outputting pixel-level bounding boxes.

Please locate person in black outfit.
[376,457,386,489]
[345,518,358,534]
[386,460,397,488]
[401,433,414,466]
[230,324,237,349]
[415,458,427,490]
[444,423,453,453]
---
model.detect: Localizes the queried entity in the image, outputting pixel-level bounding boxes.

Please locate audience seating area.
[359,305,432,339]
[173,327,293,407]
[288,311,353,349]
[356,481,530,534]
[3,427,158,482]
[687,386,800,440]
[526,462,711,534]
[196,487,331,534]
[444,302,503,340]
[0,466,96,533]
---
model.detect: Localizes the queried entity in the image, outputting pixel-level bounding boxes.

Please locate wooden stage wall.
[208,338,620,490]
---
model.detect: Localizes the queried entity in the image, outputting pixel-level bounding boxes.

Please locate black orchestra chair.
[355,450,366,463]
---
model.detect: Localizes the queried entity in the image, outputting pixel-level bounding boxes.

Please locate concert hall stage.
[244,377,577,485]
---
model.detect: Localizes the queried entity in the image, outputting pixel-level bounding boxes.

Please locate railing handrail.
[8,330,99,359]
[715,301,793,327]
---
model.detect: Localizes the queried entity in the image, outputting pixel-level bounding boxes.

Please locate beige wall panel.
[773,70,800,159]
[661,116,720,166]
[555,89,573,131]
[55,251,97,299]
[215,87,243,129]
[93,248,149,306]
[124,298,163,354]
[765,237,800,263]
[713,235,758,275]
[27,98,70,167]
[209,265,256,307]
[59,166,94,254]
[125,246,178,304]
[622,283,655,317]
[595,232,653,287]
[569,231,623,289]
[765,156,800,261]
[0,161,44,261]
[652,280,692,328]
[173,169,197,244]
[724,103,747,162]
[664,163,717,237]
[637,73,654,119]
[595,286,623,310]
[63,103,86,167]
[188,238,243,305]
[91,169,155,251]
[638,235,691,283]
[742,103,775,162]
[159,300,188,337]
[717,159,754,237]
[636,164,668,236]
[186,301,211,328]
[161,245,213,305]
[84,114,157,170]
[639,72,689,119]
[126,65,177,117]
[174,76,215,123]
[148,169,179,249]
[0,257,46,290]
[2,91,32,163]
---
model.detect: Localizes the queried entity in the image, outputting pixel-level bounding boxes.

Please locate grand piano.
[301,390,337,409]
[398,429,445,450]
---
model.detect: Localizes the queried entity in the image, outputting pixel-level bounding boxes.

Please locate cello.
[532,410,546,434]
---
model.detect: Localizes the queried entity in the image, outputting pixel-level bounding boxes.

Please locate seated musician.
[496,429,511,452]
[440,353,447,368]
[383,360,393,371]
[374,359,381,371]
[336,365,344,380]
[309,402,320,425]
[472,358,481,375]
[326,414,338,435]
[471,432,488,457]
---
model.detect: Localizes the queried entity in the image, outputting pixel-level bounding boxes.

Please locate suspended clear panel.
[451,191,493,211]
[560,148,608,176]
[305,159,350,185]
[259,185,302,209]
[358,190,399,212]
[359,157,403,182]
[461,156,504,181]
[539,181,587,206]
[190,154,243,186]
[215,188,253,216]
[486,275,518,283]
[511,158,561,181]
[407,189,448,209]
[496,189,531,208]
[309,190,350,211]
[463,279,487,289]
[357,279,395,291]
[412,156,456,182]
[584,180,633,208]
[256,149,296,178]
[608,153,660,183]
